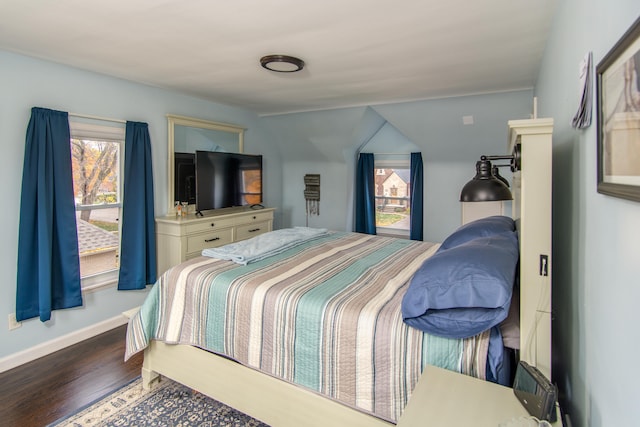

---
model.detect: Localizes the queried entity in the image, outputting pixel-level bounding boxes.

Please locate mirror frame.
[167,114,245,214]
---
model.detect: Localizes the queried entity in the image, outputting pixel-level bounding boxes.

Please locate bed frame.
[140,118,554,426]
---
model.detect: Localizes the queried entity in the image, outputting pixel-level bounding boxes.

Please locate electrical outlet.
[540,254,549,276]
[8,313,21,331]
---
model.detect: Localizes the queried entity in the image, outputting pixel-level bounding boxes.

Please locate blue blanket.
[202,226,329,265]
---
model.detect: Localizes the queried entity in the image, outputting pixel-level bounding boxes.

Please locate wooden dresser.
[155,207,275,275]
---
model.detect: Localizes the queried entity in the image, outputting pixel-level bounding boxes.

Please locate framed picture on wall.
[596,15,640,201]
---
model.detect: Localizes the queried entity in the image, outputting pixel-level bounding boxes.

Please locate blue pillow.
[439,216,515,251]
[402,231,518,339]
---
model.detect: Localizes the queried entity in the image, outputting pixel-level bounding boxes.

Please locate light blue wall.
[535,1,640,426]
[263,90,534,241]
[0,50,282,359]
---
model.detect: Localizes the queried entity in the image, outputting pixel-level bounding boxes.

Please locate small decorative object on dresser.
[155,207,275,275]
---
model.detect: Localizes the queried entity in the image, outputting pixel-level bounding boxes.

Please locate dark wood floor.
[0,324,143,427]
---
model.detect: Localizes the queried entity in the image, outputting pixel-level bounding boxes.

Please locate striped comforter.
[125,231,491,423]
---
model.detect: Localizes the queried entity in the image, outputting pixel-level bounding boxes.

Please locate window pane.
[375,168,410,233]
[71,138,121,279]
[76,207,120,277]
[71,139,120,207]
[241,169,262,205]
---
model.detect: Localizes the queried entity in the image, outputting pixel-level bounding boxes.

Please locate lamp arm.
[481,154,512,161]
[480,143,521,172]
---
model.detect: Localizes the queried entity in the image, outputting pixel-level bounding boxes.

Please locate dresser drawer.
[235,221,270,241]
[239,211,273,224]
[185,217,235,235]
[187,228,233,254]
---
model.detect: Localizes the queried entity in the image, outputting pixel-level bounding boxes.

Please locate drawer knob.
[249,228,260,233]
[210,222,215,227]
[253,216,257,219]
[205,237,220,243]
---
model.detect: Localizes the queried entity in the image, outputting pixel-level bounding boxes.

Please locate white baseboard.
[0,314,129,373]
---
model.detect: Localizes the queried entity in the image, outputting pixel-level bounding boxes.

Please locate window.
[69,121,124,289]
[374,158,411,238]
[241,168,262,205]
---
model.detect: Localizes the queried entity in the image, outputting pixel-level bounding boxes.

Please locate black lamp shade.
[460,159,513,202]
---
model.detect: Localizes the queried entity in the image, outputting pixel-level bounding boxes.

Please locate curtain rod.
[68,112,126,124]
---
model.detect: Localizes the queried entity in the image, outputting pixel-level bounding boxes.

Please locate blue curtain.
[118,121,157,290]
[410,152,424,241]
[354,153,376,234]
[16,107,83,322]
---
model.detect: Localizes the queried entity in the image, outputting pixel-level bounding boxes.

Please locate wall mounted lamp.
[260,55,305,73]
[460,144,521,202]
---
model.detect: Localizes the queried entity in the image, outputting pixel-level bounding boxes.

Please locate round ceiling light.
[260,55,305,73]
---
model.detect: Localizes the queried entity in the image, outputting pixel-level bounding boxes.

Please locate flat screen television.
[195,150,263,213]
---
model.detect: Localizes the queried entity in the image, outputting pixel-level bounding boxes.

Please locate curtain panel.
[354,153,376,235]
[16,107,83,322]
[117,121,157,290]
[410,152,424,241]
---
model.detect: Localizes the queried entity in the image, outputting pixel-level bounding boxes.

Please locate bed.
[125,118,553,426]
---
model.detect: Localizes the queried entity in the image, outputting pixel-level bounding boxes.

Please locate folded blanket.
[202,227,329,265]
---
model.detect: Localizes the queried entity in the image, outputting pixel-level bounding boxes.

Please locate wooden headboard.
[508,118,553,378]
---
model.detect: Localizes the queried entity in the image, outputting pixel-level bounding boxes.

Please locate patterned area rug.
[49,377,270,426]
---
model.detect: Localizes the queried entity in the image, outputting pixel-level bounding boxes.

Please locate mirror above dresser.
[167,114,245,214]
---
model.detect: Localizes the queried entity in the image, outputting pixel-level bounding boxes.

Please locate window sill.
[81,270,119,294]
[376,227,410,239]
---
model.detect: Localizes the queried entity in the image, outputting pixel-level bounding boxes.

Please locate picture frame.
[596,16,640,201]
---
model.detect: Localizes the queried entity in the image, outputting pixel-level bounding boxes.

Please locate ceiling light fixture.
[260,55,305,73]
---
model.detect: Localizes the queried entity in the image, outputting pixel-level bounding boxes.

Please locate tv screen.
[195,151,263,212]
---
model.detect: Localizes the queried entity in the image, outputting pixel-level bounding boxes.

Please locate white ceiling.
[0,0,557,116]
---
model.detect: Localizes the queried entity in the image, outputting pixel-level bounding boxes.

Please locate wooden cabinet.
[155,207,275,275]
